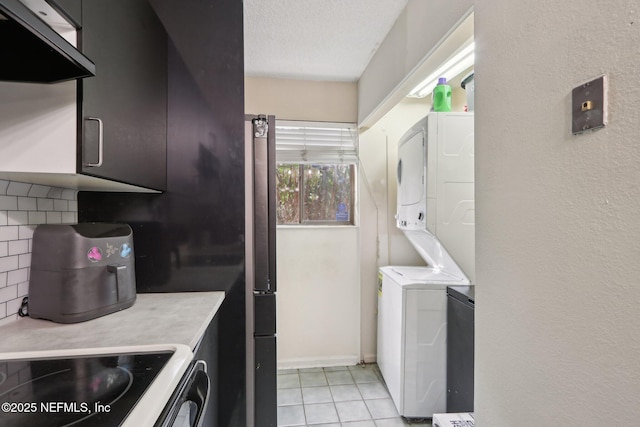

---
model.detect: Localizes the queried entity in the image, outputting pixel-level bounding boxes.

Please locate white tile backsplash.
[0,226,18,241]
[18,197,37,211]
[0,285,17,302]
[0,256,18,273]
[6,297,23,318]
[61,189,78,201]
[53,199,68,211]
[28,185,51,198]
[0,196,17,210]
[61,212,76,224]
[18,225,35,240]
[8,240,29,255]
[46,187,63,199]
[6,182,31,197]
[46,211,63,224]
[28,211,47,225]
[8,211,28,225]
[0,179,78,321]
[18,253,31,269]
[8,268,28,286]
[37,198,54,211]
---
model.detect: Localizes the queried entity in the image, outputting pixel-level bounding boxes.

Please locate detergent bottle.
[432,77,452,112]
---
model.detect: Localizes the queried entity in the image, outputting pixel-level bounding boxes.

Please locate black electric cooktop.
[0,351,173,427]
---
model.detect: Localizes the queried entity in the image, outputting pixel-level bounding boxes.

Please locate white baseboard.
[362,353,377,364]
[278,355,361,370]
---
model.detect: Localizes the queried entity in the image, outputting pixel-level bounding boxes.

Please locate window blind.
[275,120,358,163]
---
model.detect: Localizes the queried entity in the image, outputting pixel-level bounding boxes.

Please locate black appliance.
[0,0,95,83]
[0,351,176,426]
[78,0,258,425]
[446,285,475,413]
[245,115,277,427]
[28,223,136,324]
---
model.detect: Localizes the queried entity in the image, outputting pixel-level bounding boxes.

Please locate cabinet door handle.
[85,117,104,167]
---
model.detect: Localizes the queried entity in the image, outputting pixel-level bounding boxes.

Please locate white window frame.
[275,120,358,226]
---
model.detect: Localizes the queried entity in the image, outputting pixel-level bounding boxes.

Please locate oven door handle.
[188,360,210,427]
[154,360,210,427]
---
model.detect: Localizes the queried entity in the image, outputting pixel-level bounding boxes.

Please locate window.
[275,121,358,225]
[277,163,355,225]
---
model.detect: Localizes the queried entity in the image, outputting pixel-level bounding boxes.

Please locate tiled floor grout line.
[321,368,340,426]
[277,365,431,427]
[300,382,308,427]
[349,366,375,423]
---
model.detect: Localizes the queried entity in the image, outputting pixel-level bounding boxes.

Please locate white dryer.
[396,112,475,282]
[377,112,474,419]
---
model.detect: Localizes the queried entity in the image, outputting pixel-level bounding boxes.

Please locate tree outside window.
[276,163,355,225]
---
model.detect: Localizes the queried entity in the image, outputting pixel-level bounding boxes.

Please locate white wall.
[277,227,360,367]
[475,2,640,425]
[0,81,76,174]
[358,98,429,362]
[358,0,473,126]
[245,77,361,367]
[245,77,357,122]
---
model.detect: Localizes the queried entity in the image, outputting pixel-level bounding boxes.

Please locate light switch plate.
[572,75,608,135]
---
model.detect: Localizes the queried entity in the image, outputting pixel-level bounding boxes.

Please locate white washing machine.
[377,112,474,419]
[377,263,468,418]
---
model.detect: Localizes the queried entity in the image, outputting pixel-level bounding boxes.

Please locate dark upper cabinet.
[79,0,168,191]
[79,0,245,424]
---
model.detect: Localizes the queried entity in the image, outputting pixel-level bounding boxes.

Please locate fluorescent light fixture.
[407,42,475,98]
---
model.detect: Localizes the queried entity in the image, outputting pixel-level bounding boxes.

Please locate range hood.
[0,0,95,83]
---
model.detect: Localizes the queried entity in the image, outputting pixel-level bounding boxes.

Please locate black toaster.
[28,223,136,323]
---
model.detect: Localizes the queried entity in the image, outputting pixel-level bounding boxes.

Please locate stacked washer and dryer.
[377,112,475,419]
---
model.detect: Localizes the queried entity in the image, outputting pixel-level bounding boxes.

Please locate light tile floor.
[277,364,432,427]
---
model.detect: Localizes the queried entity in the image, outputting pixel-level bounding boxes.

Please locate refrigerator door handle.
[252,116,276,292]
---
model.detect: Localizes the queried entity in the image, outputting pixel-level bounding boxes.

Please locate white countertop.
[0,291,225,354]
[0,292,225,427]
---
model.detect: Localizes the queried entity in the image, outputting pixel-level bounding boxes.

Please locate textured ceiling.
[243,0,408,82]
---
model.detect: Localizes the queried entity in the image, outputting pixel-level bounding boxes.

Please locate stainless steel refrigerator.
[245,115,277,427]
